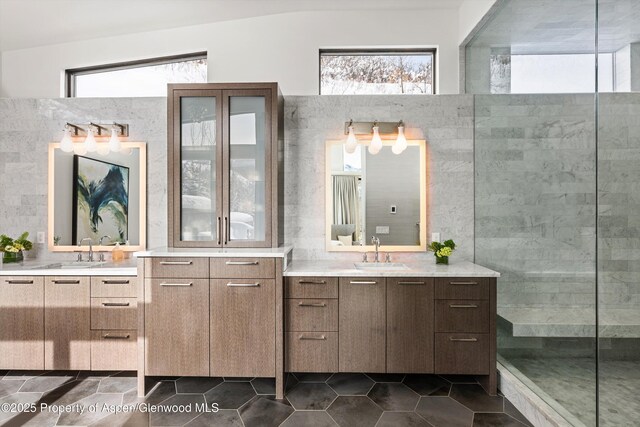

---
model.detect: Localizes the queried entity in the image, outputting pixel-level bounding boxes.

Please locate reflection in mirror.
[326,140,427,252]
[48,142,147,252]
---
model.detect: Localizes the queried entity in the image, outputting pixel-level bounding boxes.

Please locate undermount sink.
[30,261,107,270]
[354,262,409,271]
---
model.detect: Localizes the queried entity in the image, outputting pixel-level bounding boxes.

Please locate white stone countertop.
[283,259,500,277]
[135,246,293,258]
[0,258,138,276]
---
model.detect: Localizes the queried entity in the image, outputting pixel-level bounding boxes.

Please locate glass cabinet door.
[223,90,272,247]
[171,90,223,246]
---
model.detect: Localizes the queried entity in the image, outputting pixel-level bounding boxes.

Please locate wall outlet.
[376,226,390,234]
[431,232,440,243]
[37,231,45,244]
[390,205,397,214]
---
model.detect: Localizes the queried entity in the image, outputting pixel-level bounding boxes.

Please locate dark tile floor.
[0,370,533,426]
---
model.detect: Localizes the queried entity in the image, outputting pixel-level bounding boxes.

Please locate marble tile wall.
[0,95,475,262]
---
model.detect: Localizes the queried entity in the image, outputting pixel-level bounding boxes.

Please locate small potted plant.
[428,239,455,265]
[0,232,33,264]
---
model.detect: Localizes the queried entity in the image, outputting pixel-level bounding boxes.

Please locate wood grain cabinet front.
[434,333,490,374]
[285,299,338,332]
[0,276,45,370]
[386,278,434,373]
[210,278,275,377]
[339,277,386,373]
[435,277,489,300]
[91,276,137,298]
[285,277,338,299]
[210,258,275,279]
[435,300,489,333]
[91,330,137,371]
[91,298,137,330]
[145,278,209,376]
[145,258,209,279]
[44,276,91,370]
[285,332,338,372]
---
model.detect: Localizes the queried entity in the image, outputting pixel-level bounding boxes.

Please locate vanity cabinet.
[167,83,284,249]
[0,276,44,370]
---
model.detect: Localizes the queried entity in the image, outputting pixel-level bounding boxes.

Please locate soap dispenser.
[111,243,124,262]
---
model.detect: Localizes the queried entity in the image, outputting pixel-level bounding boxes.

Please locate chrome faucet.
[98,235,112,262]
[371,236,381,263]
[78,237,94,262]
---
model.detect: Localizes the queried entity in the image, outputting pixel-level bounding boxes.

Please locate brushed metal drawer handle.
[449,337,478,342]
[159,261,193,265]
[449,304,478,308]
[5,279,34,284]
[101,280,130,284]
[298,302,326,307]
[299,280,326,285]
[225,261,259,266]
[449,281,479,285]
[160,282,193,287]
[227,283,260,287]
[299,334,326,340]
[350,281,377,285]
[398,281,426,285]
[103,334,131,340]
[52,279,81,284]
[102,302,131,307]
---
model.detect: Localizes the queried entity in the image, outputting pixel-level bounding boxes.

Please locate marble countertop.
[135,246,293,258]
[0,259,138,276]
[283,259,500,277]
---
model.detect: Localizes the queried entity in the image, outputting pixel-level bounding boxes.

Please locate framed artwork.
[72,155,130,245]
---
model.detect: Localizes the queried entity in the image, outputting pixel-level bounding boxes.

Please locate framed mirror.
[325,139,427,252]
[47,142,147,252]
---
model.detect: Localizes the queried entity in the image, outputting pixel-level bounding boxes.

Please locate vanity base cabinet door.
[435,333,489,375]
[91,330,137,371]
[0,276,44,370]
[285,332,338,372]
[386,278,434,373]
[44,277,90,370]
[339,278,386,373]
[145,279,209,376]
[210,279,275,377]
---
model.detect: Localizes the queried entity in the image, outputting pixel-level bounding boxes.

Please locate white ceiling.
[0,0,465,52]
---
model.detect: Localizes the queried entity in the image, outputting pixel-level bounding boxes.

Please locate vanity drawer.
[91,298,137,330]
[91,276,137,297]
[435,333,489,375]
[435,277,489,300]
[91,330,137,371]
[210,257,275,279]
[145,258,209,278]
[285,299,338,332]
[285,332,338,372]
[435,300,489,333]
[285,277,338,299]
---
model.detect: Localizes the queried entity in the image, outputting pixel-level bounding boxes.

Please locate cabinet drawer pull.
[101,279,130,284]
[449,337,478,342]
[52,279,80,284]
[449,281,478,285]
[226,282,260,287]
[102,302,131,307]
[298,280,326,285]
[159,261,193,265]
[103,334,131,340]
[299,334,326,340]
[5,279,34,284]
[298,302,326,307]
[449,304,478,308]
[349,281,377,285]
[398,281,426,285]
[225,261,259,266]
[160,282,193,287]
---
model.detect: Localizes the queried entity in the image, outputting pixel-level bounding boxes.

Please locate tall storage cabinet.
[168,83,284,248]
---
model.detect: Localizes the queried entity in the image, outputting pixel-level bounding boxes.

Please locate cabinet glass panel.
[228,96,266,242]
[180,96,217,241]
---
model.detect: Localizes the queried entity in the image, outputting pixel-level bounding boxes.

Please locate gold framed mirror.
[325,139,427,252]
[47,142,147,252]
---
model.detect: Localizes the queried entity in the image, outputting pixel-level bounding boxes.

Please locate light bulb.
[345,125,358,154]
[108,128,121,152]
[60,128,74,153]
[97,143,110,155]
[368,125,382,155]
[84,128,98,152]
[392,125,408,154]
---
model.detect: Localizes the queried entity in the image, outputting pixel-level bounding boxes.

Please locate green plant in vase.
[0,232,33,263]
[428,239,456,265]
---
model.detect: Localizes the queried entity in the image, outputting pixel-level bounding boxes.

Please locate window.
[66,52,207,97]
[320,49,435,95]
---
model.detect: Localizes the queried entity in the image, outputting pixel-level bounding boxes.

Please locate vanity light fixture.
[343,119,409,155]
[58,122,129,155]
[345,120,358,154]
[392,120,407,154]
[368,121,383,155]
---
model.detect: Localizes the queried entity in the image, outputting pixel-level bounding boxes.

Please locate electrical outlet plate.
[376,226,390,234]
[37,231,45,244]
[431,232,440,243]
